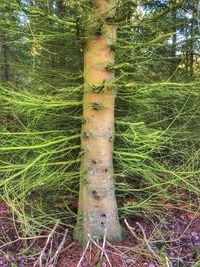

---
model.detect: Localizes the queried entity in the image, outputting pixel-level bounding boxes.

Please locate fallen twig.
[77,235,91,267]
[48,229,68,266]
[100,228,107,261]
[136,222,161,260]
[33,220,60,267]
[89,234,112,267]
[124,219,140,241]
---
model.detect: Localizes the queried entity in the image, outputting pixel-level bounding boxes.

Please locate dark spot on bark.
[105,17,115,24]
[105,64,114,72]
[94,20,104,36]
[105,168,108,173]
[109,136,113,142]
[82,118,87,124]
[91,160,97,165]
[91,84,104,93]
[100,221,105,226]
[110,44,116,52]
[92,102,103,111]
[95,28,102,35]
[101,213,106,218]
[82,131,89,139]
[79,149,85,157]
[83,178,89,184]
[92,190,101,200]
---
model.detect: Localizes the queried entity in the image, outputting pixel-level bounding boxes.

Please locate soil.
[0,202,199,267]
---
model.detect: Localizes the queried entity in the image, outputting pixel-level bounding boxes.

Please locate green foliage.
[0,0,199,241]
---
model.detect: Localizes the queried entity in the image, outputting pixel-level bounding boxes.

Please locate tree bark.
[1,30,10,82]
[188,0,198,77]
[74,0,122,243]
[56,0,66,68]
[170,0,177,70]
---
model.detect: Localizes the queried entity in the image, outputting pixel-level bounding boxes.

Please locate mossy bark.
[74,0,122,243]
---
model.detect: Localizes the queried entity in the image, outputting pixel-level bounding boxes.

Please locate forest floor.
[0,202,200,267]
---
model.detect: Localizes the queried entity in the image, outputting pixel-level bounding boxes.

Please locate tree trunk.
[74,0,122,243]
[56,0,66,69]
[1,30,10,82]
[170,0,177,73]
[188,0,198,77]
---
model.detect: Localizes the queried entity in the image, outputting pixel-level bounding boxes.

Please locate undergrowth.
[0,0,199,256]
[0,79,200,238]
